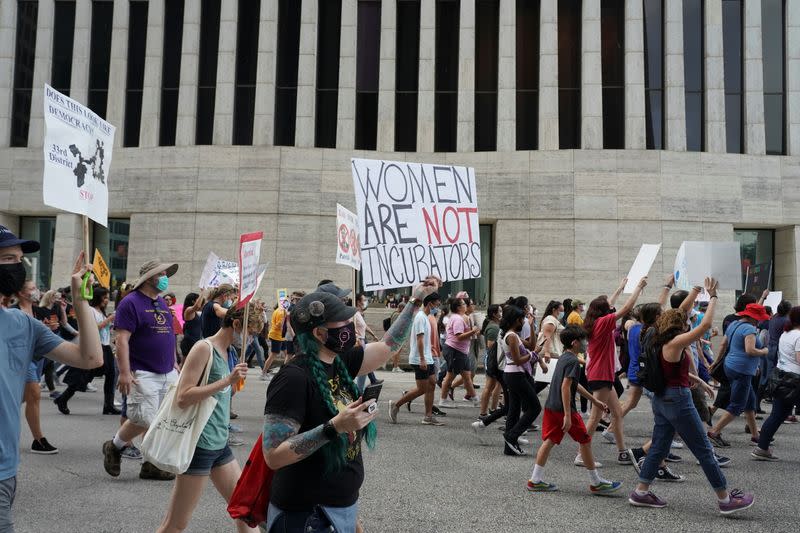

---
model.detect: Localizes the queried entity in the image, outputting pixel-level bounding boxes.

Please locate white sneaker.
[670,440,684,449]
[574,454,603,468]
[518,437,530,446]
[601,430,616,445]
[85,383,98,392]
[438,399,457,409]
[392,367,404,373]
[388,400,399,424]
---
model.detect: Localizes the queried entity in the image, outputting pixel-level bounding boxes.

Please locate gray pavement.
[14,369,800,532]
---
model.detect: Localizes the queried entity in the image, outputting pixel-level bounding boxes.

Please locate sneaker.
[527,480,558,492]
[529,424,540,432]
[431,405,447,417]
[228,424,243,433]
[230,411,239,420]
[401,391,412,412]
[121,445,142,461]
[31,438,58,455]
[574,455,603,468]
[655,465,685,482]
[617,450,633,465]
[85,383,98,392]
[227,434,245,446]
[388,400,399,424]
[707,431,730,447]
[785,415,799,424]
[471,420,487,437]
[696,452,732,468]
[421,416,445,426]
[102,440,122,477]
[718,489,754,516]
[53,396,70,415]
[438,399,457,409]
[503,439,526,456]
[601,430,616,445]
[590,480,622,495]
[392,367,404,373]
[628,490,667,509]
[750,447,779,461]
[628,448,646,474]
[48,390,61,400]
[517,437,530,446]
[670,440,684,449]
[259,373,271,381]
[139,461,176,481]
[597,418,611,431]
[664,453,682,463]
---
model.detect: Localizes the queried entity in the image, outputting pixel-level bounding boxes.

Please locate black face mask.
[0,262,26,297]
[323,322,357,354]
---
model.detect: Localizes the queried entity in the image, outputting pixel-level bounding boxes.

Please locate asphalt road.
[14,369,800,533]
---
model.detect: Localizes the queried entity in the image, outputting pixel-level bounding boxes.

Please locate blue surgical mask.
[156,276,169,292]
[430,307,440,316]
[557,311,565,320]
[223,299,233,309]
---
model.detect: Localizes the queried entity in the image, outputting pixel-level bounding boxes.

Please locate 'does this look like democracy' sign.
[351,158,481,291]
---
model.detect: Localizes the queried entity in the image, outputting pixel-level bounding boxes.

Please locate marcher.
[439,298,480,408]
[202,284,235,338]
[180,293,204,362]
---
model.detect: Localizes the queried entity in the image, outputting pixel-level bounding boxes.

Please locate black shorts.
[588,380,613,392]
[411,364,436,380]
[443,345,468,375]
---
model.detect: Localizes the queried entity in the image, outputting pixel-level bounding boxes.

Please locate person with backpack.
[478,305,502,418]
[628,278,755,516]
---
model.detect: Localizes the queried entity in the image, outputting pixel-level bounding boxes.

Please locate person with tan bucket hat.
[102,260,179,481]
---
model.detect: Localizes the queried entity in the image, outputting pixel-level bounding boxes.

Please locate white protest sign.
[336,204,361,270]
[199,252,219,288]
[351,158,481,291]
[203,259,238,288]
[238,232,264,307]
[764,291,783,311]
[624,243,661,293]
[673,241,742,290]
[43,84,114,226]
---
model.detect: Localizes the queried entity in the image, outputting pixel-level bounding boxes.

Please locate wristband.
[710,295,718,299]
[408,297,422,307]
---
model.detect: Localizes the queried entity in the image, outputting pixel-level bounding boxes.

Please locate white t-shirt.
[91,307,111,346]
[354,311,367,340]
[777,329,800,375]
[537,315,564,356]
[408,311,432,364]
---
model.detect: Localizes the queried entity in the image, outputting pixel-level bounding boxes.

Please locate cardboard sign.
[351,158,481,291]
[624,244,661,293]
[199,252,239,289]
[238,232,264,308]
[43,84,114,226]
[673,241,742,290]
[744,261,772,297]
[764,291,783,312]
[336,204,361,270]
[92,248,111,288]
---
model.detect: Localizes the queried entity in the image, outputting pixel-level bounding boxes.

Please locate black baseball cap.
[291,291,357,333]
[316,282,352,299]
[0,225,40,253]
[424,292,441,305]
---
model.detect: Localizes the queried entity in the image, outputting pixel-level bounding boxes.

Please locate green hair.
[296,332,377,473]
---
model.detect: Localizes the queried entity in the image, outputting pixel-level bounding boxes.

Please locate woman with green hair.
[262,276,441,533]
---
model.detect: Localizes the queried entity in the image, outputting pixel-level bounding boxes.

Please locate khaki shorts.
[127,370,178,427]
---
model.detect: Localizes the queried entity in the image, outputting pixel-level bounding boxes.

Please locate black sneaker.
[31,438,58,455]
[503,439,526,456]
[656,465,685,483]
[707,431,730,447]
[629,448,646,474]
[617,450,633,465]
[402,391,412,412]
[597,419,611,431]
[715,453,732,468]
[139,461,176,480]
[665,452,682,463]
[102,440,122,477]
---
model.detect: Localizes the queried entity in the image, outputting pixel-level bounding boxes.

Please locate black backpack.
[486,338,499,375]
[636,327,667,396]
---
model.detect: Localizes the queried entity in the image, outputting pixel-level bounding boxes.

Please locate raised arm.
[678,286,701,313]
[608,277,628,307]
[664,279,718,359]
[614,277,647,319]
[658,274,675,307]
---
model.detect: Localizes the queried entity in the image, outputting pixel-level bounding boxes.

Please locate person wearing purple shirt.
[102,260,179,481]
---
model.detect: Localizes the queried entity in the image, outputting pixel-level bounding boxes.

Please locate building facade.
[1,0,799,308]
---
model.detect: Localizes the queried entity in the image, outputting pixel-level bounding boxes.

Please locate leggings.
[102,345,117,409]
[758,393,797,449]
[504,372,541,447]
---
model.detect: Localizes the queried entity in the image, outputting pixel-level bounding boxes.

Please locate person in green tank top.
[157,302,264,533]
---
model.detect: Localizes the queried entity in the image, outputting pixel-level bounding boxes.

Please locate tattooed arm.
[262,414,329,470]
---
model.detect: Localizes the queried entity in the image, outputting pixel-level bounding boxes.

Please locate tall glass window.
[314,0,343,148]
[232,0,259,145]
[123,0,148,147]
[434,0,460,152]
[88,0,114,118]
[20,217,56,289]
[762,0,785,155]
[643,0,664,150]
[558,0,581,149]
[10,0,38,147]
[93,219,130,292]
[722,0,743,154]
[159,0,184,146]
[683,0,704,151]
[474,0,498,151]
[515,0,539,150]
[395,0,420,152]
[51,1,77,96]
[601,0,624,149]
[195,0,221,145]
[355,0,381,150]
[274,0,301,146]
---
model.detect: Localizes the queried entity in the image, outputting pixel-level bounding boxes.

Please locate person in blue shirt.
[0,226,104,532]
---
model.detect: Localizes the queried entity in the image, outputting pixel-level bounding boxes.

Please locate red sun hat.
[737,303,770,322]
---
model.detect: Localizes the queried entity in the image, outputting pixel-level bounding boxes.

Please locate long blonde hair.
[39,290,60,309]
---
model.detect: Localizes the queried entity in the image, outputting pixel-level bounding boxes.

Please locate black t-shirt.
[544,351,581,412]
[264,347,365,511]
[201,301,222,338]
[722,313,739,335]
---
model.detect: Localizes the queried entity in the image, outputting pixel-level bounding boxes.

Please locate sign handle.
[81,215,93,300]
[235,302,250,392]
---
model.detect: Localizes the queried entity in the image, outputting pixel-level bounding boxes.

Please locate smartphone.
[361,382,383,413]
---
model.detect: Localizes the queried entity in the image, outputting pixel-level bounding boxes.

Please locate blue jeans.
[266,502,357,533]
[759,347,778,391]
[758,393,797,449]
[640,387,726,491]
[725,367,757,415]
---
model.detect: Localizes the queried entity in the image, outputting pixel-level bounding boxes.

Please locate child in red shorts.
[527,326,622,495]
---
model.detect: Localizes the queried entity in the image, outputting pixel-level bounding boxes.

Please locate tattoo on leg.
[287,425,328,458]
[382,303,417,353]
[262,414,300,451]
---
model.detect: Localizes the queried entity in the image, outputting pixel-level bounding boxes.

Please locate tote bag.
[141,340,218,474]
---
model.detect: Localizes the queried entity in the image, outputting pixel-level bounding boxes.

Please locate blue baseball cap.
[0,225,39,253]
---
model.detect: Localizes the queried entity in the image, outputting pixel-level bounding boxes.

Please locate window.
[52,1,77,96]
[10,0,38,147]
[722,0,743,154]
[20,217,56,289]
[196,0,221,145]
[683,0,704,151]
[314,0,342,148]
[124,0,148,147]
[601,0,624,149]
[643,0,664,150]
[734,229,774,298]
[355,0,381,150]
[558,0,581,149]
[434,0,460,152]
[159,0,184,146]
[233,0,260,145]
[516,0,539,150]
[274,0,302,146]
[93,219,130,292]
[88,0,114,119]
[475,0,499,151]
[395,0,420,151]
[762,0,785,155]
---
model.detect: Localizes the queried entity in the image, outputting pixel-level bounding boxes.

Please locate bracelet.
[408,296,422,307]
[663,285,672,289]
[710,295,718,299]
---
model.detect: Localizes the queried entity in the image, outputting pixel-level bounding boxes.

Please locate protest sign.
[624,244,661,293]
[199,252,239,289]
[351,158,481,291]
[199,252,219,289]
[238,232,264,308]
[336,204,361,270]
[764,291,783,312]
[43,84,114,227]
[744,261,772,297]
[673,241,742,290]
[92,249,111,288]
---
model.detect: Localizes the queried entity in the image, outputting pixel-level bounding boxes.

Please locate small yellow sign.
[93,249,111,289]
